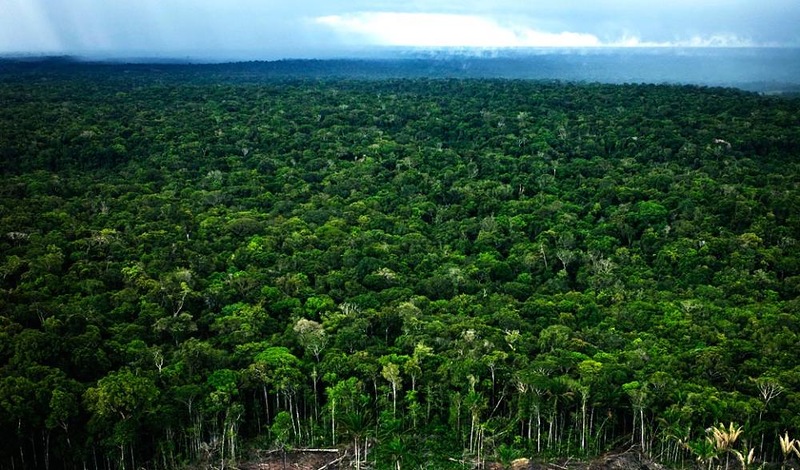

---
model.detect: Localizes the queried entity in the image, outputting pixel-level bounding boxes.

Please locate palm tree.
[383,436,408,470]
[340,410,372,470]
[686,437,717,470]
[709,423,744,470]
[779,432,800,470]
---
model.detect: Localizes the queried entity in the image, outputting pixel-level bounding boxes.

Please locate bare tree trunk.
[640,407,645,455]
[469,413,476,453]
[354,436,360,470]
[536,404,541,453]
[589,407,595,453]
[527,415,532,442]
[30,434,39,470]
[313,368,319,422]
[18,442,25,469]
[220,410,227,470]
[294,394,302,444]
[228,421,233,468]
[263,386,270,423]
[392,382,397,417]
[427,385,433,422]
[477,426,484,470]
[44,430,50,470]
[581,393,588,452]
[330,399,336,446]
[288,394,298,437]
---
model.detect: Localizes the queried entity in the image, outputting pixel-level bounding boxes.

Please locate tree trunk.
[527,415,532,442]
[330,399,336,446]
[581,393,588,452]
[313,368,319,422]
[589,407,595,453]
[288,394,298,437]
[263,386,270,423]
[536,404,541,453]
[639,407,645,455]
[44,430,50,470]
[392,382,397,417]
[354,436,361,470]
[469,413,476,453]
[220,409,228,470]
[230,419,237,467]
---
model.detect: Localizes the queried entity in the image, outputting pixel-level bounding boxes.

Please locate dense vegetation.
[1,61,800,470]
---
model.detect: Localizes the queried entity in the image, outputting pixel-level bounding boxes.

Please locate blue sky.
[1,0,798,59]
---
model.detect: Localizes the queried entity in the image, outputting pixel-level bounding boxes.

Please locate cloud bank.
[316,13,602,48]
[315,12,758,49]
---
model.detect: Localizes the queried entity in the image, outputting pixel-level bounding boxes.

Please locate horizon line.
[2,44,800,64]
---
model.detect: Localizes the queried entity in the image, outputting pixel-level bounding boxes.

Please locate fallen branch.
[316,451,347,470]
[257,449,282,457]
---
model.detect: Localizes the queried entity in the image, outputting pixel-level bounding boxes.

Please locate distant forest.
[1,61,800,470]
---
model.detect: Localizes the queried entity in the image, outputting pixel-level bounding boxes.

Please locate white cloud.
[316,12,771,50]
[316,12,601,47]
[611,33,756,48]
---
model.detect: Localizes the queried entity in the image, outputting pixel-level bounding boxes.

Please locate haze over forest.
[4,0,800,91]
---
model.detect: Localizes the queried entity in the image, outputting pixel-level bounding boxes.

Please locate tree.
[271,411,293,470]
[381,362,402,418]
[623,381,649,455]
[325,377,369,449]
[753,376,784,457]
[294,318,328,362]
[779,432,800,470]
[340,409,373,470]
[212,302,275,347]
[708,423,744,470]
[46,383,81,452]
[84,369,159,470]
[205,368,242,470]
[382,435,409,470]
[577,359,603,453]
[247,347,302,434]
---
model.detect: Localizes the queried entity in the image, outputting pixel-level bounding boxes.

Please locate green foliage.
[270,411,293,450]
[84,369,159,421]
[1,63,799,469]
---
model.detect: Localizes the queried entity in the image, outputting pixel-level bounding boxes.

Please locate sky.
[1,0,799,60]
